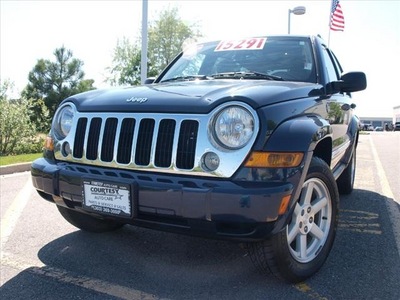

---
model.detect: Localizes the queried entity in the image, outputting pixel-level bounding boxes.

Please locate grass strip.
[0,153,42,166]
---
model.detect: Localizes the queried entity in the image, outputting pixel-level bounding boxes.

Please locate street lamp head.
[291,6,306,15]
[288,6,306,34]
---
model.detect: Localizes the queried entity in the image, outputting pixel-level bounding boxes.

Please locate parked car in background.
[362,124,374,131]
[394,122,400,131]
[31,35,366,283]
[375,126,383,131]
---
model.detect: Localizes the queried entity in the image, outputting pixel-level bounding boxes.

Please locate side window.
[330,51,343,74]
[321,46,339,82]
[176,53,206,77]
[162,53,206,80]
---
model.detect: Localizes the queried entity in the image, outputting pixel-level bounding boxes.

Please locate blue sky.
[1,0,399,118]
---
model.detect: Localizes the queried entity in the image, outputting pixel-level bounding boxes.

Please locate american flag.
[330,0,345,31]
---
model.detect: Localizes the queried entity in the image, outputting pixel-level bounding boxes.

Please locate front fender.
[263,115,332,153]
[348,115,360,146]
[341,115,359,165]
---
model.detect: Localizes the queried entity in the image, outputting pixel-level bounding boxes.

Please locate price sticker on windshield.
[215,37,266,51]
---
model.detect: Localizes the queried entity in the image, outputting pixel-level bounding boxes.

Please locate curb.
[0,162,32,176]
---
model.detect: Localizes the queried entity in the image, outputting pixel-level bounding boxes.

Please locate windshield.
[159,36,317,83]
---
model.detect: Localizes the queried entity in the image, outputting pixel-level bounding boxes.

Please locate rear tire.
[57,206,124,233]
[247,157,339,283]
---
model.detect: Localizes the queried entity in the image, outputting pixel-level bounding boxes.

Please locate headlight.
[213,105,254,149]
[53,104,74,139]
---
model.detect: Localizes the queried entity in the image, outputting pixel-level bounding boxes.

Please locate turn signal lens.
[245,152,304,168]
[44,136,54,151]
[278,195,291,215]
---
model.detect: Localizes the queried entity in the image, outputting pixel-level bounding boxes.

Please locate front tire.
[57,206,124,233]
[247,157,339,283]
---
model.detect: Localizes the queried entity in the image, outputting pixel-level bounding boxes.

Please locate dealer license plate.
[82,179,132,218]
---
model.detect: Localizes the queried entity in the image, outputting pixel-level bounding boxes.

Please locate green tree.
[27,97,50,133]
[107,7,201,86]
[23,46,95,118]
[148,7,199,71]
[0,79,14,99]
[108,37,143,86]
[76,79,96,94]
[0,81,39,155]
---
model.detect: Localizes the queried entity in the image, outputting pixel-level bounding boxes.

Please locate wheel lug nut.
[301,209,305,216]
[304,226,308,233]
[307,207,311,213]
[299,222,303,228]
[309,217,313,223]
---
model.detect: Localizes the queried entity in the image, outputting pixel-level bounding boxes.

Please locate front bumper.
[31,158,298,241]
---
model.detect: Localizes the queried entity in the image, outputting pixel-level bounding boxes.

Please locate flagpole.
[328,0,333,47]
[328,26,331,48]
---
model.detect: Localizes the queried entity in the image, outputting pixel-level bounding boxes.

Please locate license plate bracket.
[82,179,133,218]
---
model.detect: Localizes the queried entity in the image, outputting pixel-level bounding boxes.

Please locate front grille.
[72,116,199,170]
[117,118,136,164]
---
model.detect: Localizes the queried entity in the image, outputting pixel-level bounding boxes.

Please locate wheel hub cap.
[298,206,314,235]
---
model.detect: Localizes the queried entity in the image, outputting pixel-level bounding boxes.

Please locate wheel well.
[313,137,332,167]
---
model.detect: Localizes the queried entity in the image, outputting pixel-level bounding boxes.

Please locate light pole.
[288,6,306,34]
[141,0,148,85]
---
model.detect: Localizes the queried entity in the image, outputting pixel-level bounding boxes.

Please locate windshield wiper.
[161,75,211,83]
[210,71,284,81]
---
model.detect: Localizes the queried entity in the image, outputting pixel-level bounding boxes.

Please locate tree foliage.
[107,7,201,86]
[26,97,50,133]
[108,37,143,86]
[148,7,198,71]
[0,83,39,155]
[0,79,14,99]
[23,46,95,118]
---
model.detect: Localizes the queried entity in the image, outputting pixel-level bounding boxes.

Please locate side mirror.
[331,72,367,93]
[144,77,156,84]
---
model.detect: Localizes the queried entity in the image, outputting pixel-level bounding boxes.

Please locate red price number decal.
[215,38,266,51]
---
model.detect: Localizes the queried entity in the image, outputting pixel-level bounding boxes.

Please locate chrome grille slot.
[101,118,118,162]
[176,120,199,169]
[73,118,87,158]
[155,119,176,168]
[86,118,102,160]
[135,119,155,166]
[117,118,136,164]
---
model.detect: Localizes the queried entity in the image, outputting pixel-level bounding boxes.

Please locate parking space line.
[1,252,157,300]
[294,283,329,300]
[368,135,400,257]
[0,176,158,299]
[1,176,32,252]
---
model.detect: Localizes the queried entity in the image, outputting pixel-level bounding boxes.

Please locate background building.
[359,105,400,130]
[359,117,392,130]
[394,105,400,123]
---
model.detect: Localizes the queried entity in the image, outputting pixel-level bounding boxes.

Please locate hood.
[65,80,322,114]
